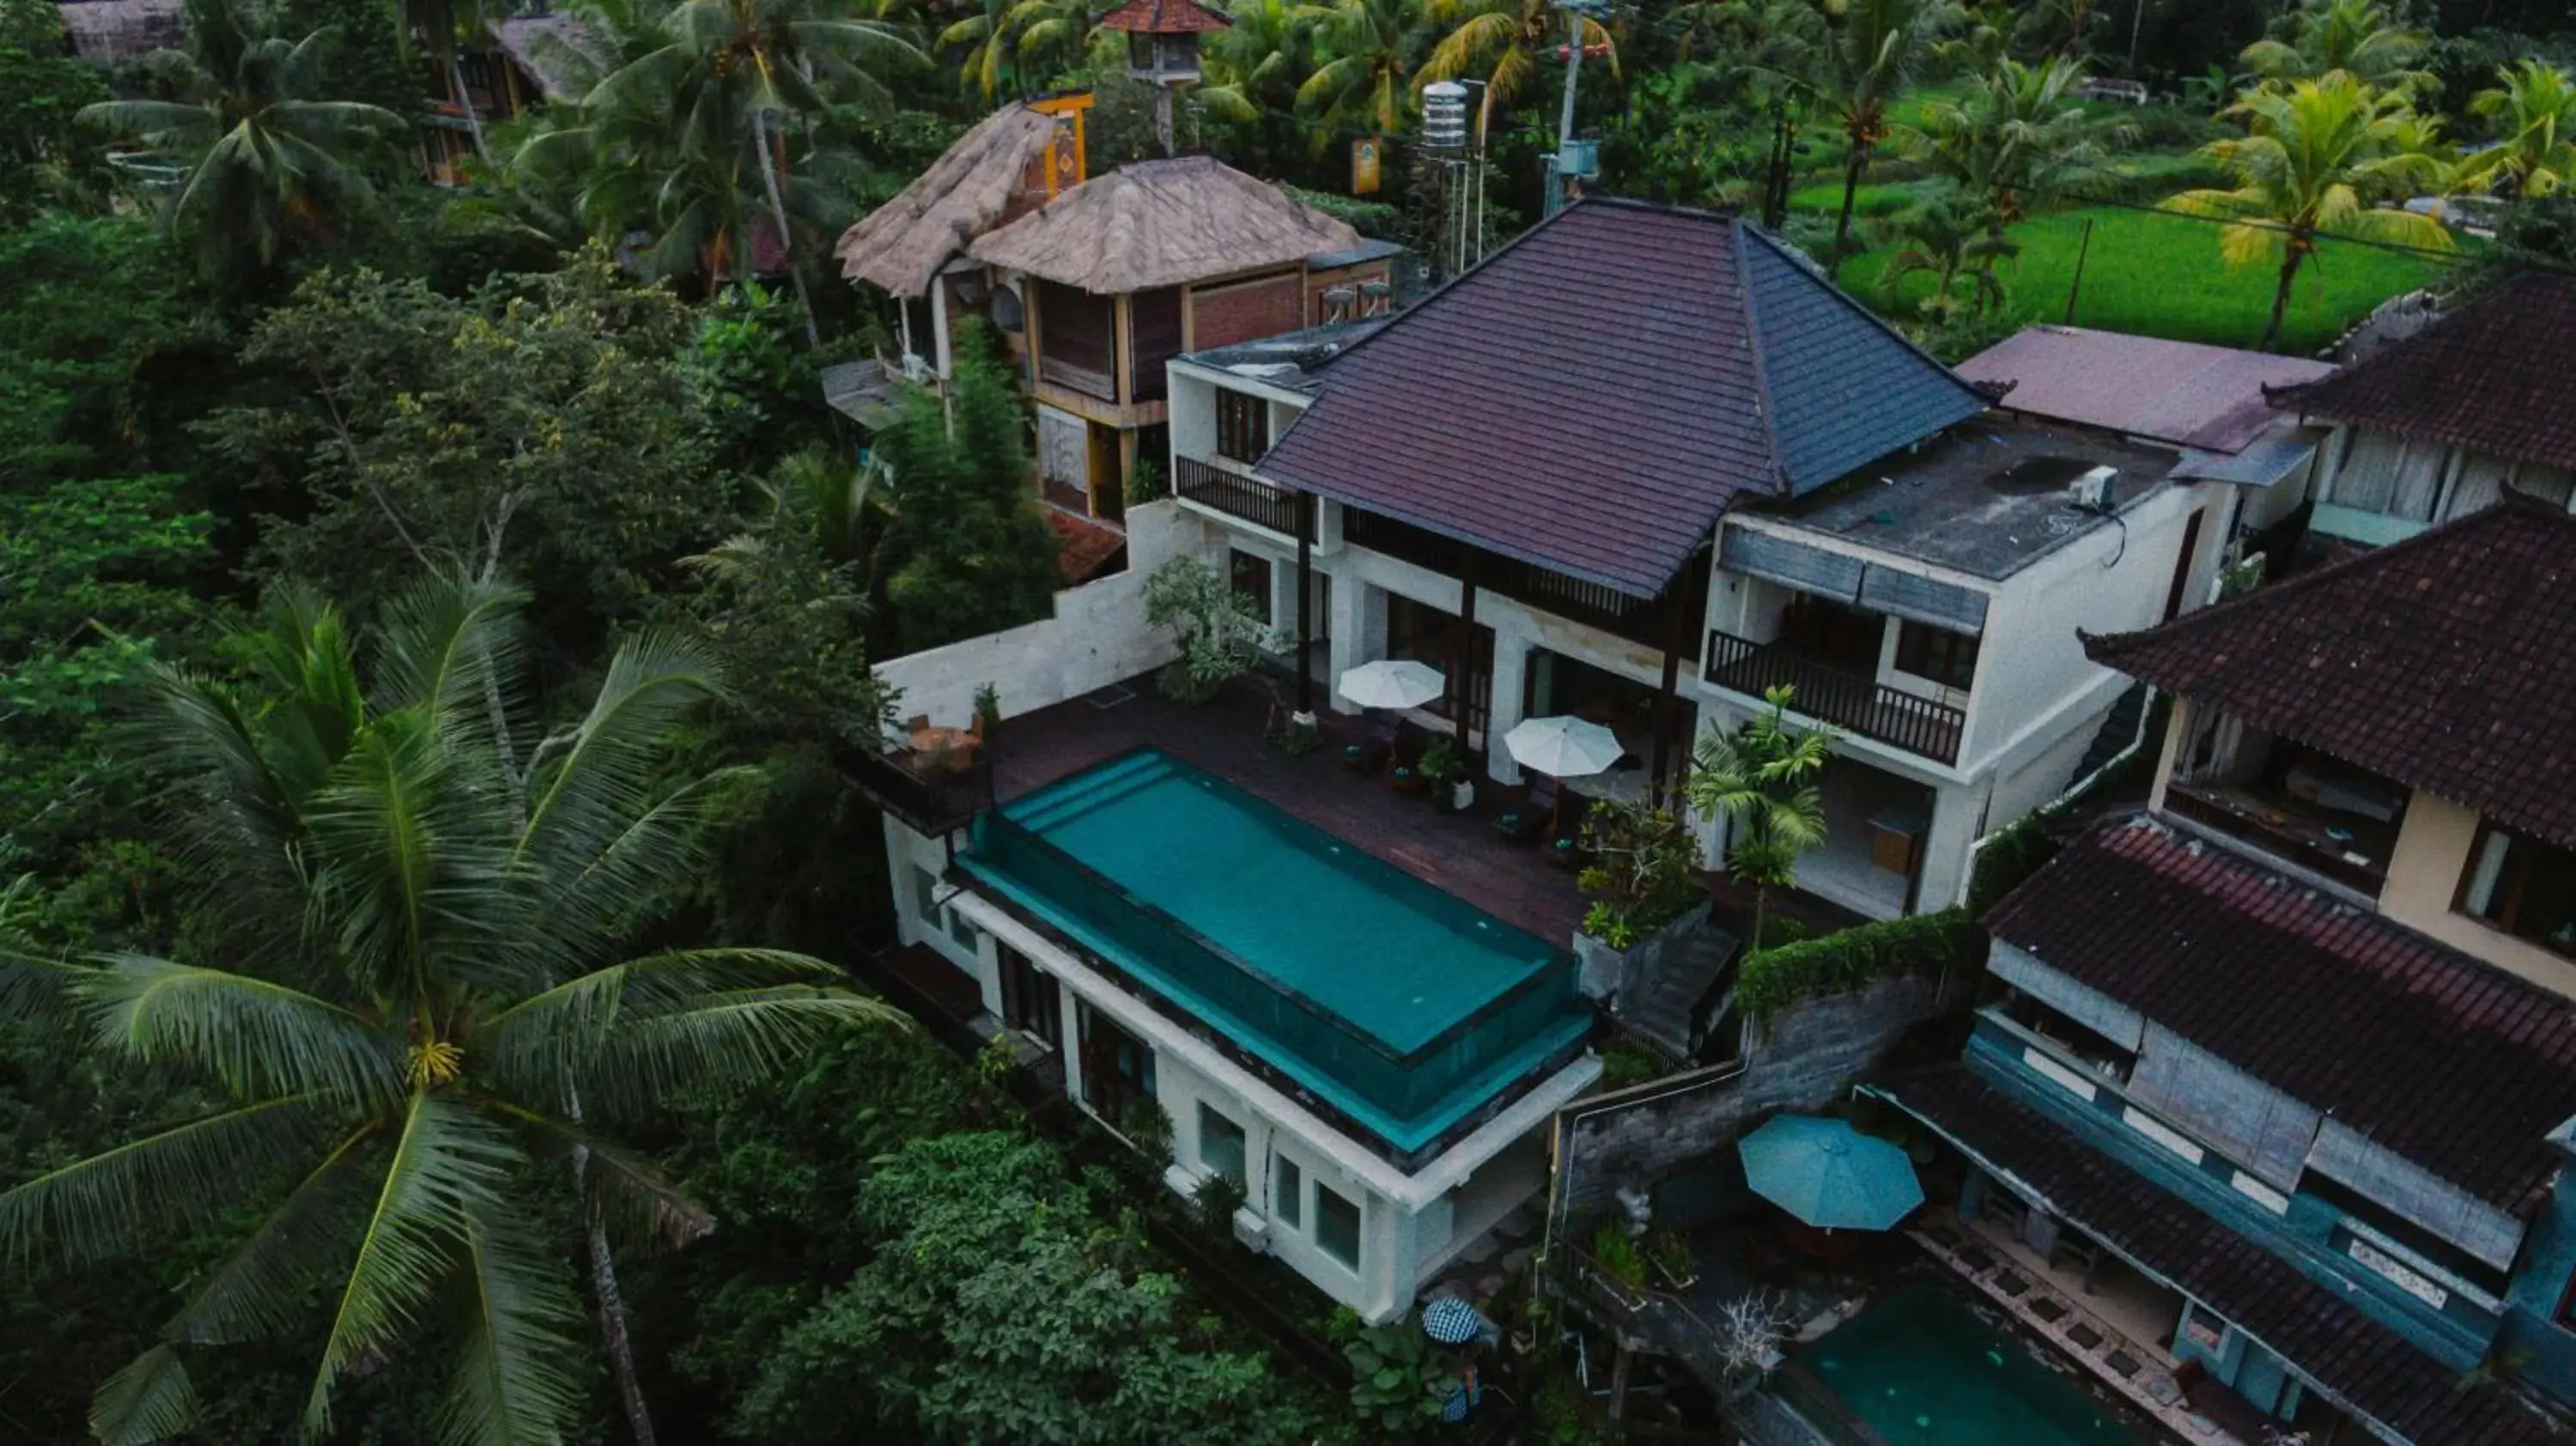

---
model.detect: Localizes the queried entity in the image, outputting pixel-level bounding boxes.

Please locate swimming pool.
[1794,1283,2146,1446]
[959,749,1589,1151]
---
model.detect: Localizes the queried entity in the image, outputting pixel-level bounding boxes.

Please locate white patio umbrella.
[1503,715,1624,834]
[1338,659,1446,711]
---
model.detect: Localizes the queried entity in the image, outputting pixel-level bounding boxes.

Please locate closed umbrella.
[1339,659,1445,711]
[1736,1115,1923,1232]
[1421,1297,1486,1345]
[1503,714,1623,834]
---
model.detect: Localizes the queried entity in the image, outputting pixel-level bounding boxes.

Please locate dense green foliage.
[1735,908,1983,1023]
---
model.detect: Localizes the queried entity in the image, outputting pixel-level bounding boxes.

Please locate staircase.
[2070,684,2150,786]
[1622,924,1744,1062]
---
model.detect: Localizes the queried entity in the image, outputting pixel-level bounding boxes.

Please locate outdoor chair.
[1341,719,1392,774]
[1492,782,1546,845]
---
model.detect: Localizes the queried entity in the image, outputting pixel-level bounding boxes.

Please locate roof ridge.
[1737,222,1989,422]
[2087,496,2562,662]
[2270,273,2524,408]
[1729,218,1791,494]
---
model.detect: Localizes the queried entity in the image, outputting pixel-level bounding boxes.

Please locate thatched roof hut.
[486,15,605,103]
[56,0,184,64]
[968,155,1361,295]
[833,103,1066,299]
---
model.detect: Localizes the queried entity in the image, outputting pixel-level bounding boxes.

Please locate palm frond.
[571,984,902,1117]
[477,1097,714,1249]
[164,1122,384,1346]
[437,1195,587,1446]
[89,1344,199,1446]
[513,629,724,879]
[478,948,852,1095]
[0,1097,328,1270]
[78,957,402,1106]
[306,1093,521,1438]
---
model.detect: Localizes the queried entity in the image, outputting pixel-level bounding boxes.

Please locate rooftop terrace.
[1743,419,2182,580]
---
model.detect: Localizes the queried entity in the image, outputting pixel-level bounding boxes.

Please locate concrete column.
[1917,780,1989,915]
[1366,1186,1421,1324]
[1327,576,1370,712]
[1058,988,1089,1108]
[1484,624,1533,785]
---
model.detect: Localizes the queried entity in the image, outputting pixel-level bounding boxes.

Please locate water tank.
[1556,138,1600,180]
[1422,82,1470,153]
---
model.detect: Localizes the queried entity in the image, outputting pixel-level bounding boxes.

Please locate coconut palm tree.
[939,0,1090,100]
[1687,685,1839,952]
[76,0,405,278]
[1807,0,1958,259]
[1904,51,2111,228]
[589,0,920,336]
[1418,0,1613,129]
[2239,0,2430,98]
[1880,187,2016,320]
[2169,73,2451,351]
[1293,0,1417,140]
[2458,59,2576,201]
[0,574,899,1446]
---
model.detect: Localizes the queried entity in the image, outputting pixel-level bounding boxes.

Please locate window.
[1216,388,1269,463]
[1078,1004,1157,1132]
[1198,1103,1247,1187]
[1230,549,1274,627]
[999,944,1060,1049]
[2303,1170,2512,1299]
[910,866,942,925]
[2459,825,2576,957]
[1893,620,1980,690]
[2001,991,2136,1083]
[1274,1154,1303,1229]
[1315,1182,1362,1270]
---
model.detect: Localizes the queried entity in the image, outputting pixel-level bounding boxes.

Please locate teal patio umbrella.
[1737,1115,1923,1232]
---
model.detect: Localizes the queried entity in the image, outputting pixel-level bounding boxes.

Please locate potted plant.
[1419,737,1471,812]
[1647,1229,1698,1291]
[973,681,1003,738]
[1589,1224,1648,1293]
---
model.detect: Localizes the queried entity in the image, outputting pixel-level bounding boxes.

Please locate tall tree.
[0,574,899,1446]
[76,0,405,282]
[873,340,1062,653]
[2169,73,2451,351]
[1686,685,1838,952]
[0,0,112,217]
[1880,186,2016,320]
[2239,0,2430,97]
[938,0,1090,100]
[2458,59,2576,201]
[1419,0,1613,129]
[1905,51,2109,230]
[1807,0,1957,258]
[1292,0,1418,140]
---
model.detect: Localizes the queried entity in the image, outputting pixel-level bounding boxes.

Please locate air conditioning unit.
[2069,465,2117,513]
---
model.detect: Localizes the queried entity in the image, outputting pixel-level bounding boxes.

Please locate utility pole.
[1547,0,1605,214]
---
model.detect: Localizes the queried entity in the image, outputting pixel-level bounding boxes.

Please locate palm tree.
[939,0,1090,100]
[2239,0,2430,98]
[2458,60,2576,201]
[0,574,899,1446]
[1880,187,2016,320]
[2168,73,2451,351]
[1904,51,2110,229]
[1419,0,1613,130]
[1687,685,1838,952]
[76,0,405,278]
[1807,0,1957,259]
[1293,0,1416,140]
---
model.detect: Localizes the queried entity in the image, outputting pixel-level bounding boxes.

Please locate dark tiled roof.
[1884,1066,2573,1446]
[1258,200,1985,598]
[1986,817,2576,1213]
[2087,500,2576,850]
[1097,0,1229,30]
[2273,272,2576,471]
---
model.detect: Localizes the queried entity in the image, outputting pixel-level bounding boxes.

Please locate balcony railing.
[1174,457,1310,540]
[2164,782,2390,896]
[1343,508,1706,654]
[1704,629,1965,765]
[837,745,994,837]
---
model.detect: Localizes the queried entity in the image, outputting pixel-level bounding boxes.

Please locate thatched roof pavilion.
[486,15,605,103]
[833,102,1068,299]
[56,0,184,64]
[968,155,1360,295]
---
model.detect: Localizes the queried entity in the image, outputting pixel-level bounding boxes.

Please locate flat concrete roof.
[1741,419,2183,580]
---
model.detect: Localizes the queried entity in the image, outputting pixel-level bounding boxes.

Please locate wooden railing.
[1037,355,1116,402]
[1704,630,1965,765]
[836,745,994,837]
[2164,783,2388,896]
[1174,457,1309,540]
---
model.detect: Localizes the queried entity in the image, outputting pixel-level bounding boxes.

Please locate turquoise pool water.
[960,749,1589,1151]
[1795,1284,2147,1446]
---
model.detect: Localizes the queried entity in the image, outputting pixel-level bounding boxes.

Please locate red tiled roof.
[1047,510,1127,583]
[1954,325,2333,453]
[1986,817,2576,1213]
[1257,200,1987,598]
[1096,0,1229,32]
[2087,500,2576,850]
[2271,272,2576,471]
[1885,1066,2574,1446]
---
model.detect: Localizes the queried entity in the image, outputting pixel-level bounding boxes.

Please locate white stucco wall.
[870,499,1223,730]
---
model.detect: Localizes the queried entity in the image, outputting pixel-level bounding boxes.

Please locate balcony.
[838,744,995,838]
[1174,457,1311,540]
[1704,630,1964,766]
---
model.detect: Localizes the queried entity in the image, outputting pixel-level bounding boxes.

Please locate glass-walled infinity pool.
[959,748,1590,1153]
